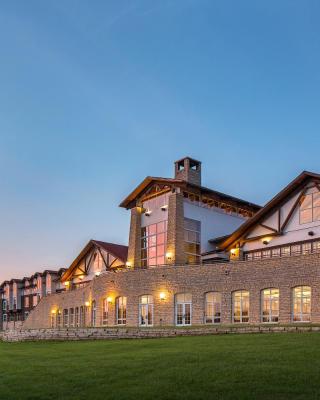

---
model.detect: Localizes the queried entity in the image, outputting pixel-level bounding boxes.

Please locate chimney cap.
[174,156,201,165]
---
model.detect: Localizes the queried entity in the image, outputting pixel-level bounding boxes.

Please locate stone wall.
[3,325,320,342]
[22,253,320,330]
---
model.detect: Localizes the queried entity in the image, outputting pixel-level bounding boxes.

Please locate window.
[91,301,96,327]
[261,288,279,323]
[79,306,85,327]
[302,242,312,254]
[33,295,38,307]
[281,246,290,257]
[3,314,7,322]
[139,295,153,327]
[141,221,168,267]
[102,299,109,326]
[233,291,249,323]
[116,297,127,325]
[300,189,320,224]
[69,308,74,327]
[24,296,30,308]
[63,309,69,327]
[75,307,79,327]
[57,310,62,328]
[175,293,192,326]
[184,218,201,264]
[24,311,29,320]
[291,244,301,255]
[292,286,311,322]
[2,300,6,311]
[205,292,221,324]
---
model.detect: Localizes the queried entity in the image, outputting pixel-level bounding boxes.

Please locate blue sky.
[1,0,320,281]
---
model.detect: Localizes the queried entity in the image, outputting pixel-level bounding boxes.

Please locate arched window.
[261,288,279,323]
[116,297,127,325]
[175,293,192,326]
[205,292,221,324]
[91,301,96,327]
[292,286,311,322]
[233,291,249,323]
[139,295,153,327]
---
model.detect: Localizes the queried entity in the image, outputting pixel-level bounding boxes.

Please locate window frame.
[261,288,279,323]
[232,290,249,324]
[116,296,127,325]
[204,292,221,324]
[292,286,311,322]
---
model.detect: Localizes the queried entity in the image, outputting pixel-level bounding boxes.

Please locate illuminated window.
[102,299,109,326]
[205,292,221,324]
[69,308,74,327]
[56,310,62,328]
[291,244,301,255]
[32,295,38,307]
[292,286,311,322]
[24,296,30,308]
[139,295,153,327]
[271,248,280,258]
[63,309,69,327]
[79,306,85,327]
[141,221,167,267]
[91,301,96,327]
[233,291,249,323]
[300,189,320,224]
[116,297,127,325]
[175,293,192,326]
[281,246,290,257]
[75,307,79,327]
[302,242,312,254]
[184,218,201,264]
[261,288,279,323]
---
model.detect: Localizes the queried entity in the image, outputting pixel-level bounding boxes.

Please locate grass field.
[1,333,320,400]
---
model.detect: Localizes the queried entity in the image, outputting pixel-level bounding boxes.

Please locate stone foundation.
[3,325,320,342]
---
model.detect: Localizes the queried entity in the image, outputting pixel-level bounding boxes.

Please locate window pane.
[300,194,312,210]
[300,209,312,224]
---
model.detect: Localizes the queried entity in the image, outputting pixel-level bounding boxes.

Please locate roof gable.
[218,171,320,250]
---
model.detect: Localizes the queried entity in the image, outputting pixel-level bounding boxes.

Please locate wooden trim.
[97,247,109,270]
[280,188,307,232]
[85,251,95,274]
[259,223,278,233]
[241,232,280,244]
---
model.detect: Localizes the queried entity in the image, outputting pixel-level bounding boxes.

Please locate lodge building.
[3,157,320,331]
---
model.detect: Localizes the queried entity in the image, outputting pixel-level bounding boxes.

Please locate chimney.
[174,157,202,186]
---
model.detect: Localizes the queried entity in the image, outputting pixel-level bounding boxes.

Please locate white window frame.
[205,292,221,324]
[261,288,279,323]
[139,295,154,327]
[175,293,192,326]
[116,297,127,325]
[232,290,249,323]
[292,286,311,322]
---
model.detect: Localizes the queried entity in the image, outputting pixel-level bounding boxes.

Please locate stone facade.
[23,252,320,330]
[127,207,142,268]
[166,193,185,265]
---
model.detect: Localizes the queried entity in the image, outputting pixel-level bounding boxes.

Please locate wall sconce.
[107,296,113,304]
[230,248,237,256]
[95,271,101,277]
[79,275,84,280]
[161,205,168,211]
[126,261,132,268]
[165,252,172,261]
[85,301,90,307]
[51,309,56,314]
[308,231,315,236]
[145,210,152,217]
[262,238,271,245]
[64,281,70,287]
[160,292,166,301]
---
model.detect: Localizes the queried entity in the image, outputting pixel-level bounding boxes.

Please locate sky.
[1,0,320,281]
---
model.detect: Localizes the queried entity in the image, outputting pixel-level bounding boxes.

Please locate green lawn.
[1,333,320,400]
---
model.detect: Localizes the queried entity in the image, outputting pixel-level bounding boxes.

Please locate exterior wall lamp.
[85,301,90,307]
[160,292,166,301]
[95,271,101,277]
[107,296,113,304]
[165,252,172,261]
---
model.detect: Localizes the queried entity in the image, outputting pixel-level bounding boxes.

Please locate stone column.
[127,207,142,268]
[167,193,185,265]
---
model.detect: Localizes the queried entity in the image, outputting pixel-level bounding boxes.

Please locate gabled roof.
[119,176,261,211]
[61,240,128,282]
[217,171,320,251]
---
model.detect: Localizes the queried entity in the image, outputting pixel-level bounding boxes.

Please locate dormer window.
[300,189,320,224]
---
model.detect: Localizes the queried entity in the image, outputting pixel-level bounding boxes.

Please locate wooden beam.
[97,247,109,270]
[259,223,278,233]
[280,188,307,232]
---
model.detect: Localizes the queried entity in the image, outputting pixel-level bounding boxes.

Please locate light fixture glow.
[126,261,132,267]
[95,271,101,277]
[79,275,84,280]
[64,281,70,286]
[160,292,166,301]
[51,309,56,314]
[165,252,172,260]
[85,301,90,307]
[107,296,113,304]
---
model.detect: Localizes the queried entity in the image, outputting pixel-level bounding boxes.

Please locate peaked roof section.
[119,176,261,211]
[217,171,320,251]
[61,240,128,282]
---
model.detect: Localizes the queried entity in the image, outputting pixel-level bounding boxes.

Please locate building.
[7,157,320,330]
[0,268,65,330]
